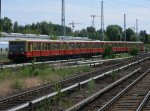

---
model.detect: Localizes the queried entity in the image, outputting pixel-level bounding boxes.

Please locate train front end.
[8,41,27,62]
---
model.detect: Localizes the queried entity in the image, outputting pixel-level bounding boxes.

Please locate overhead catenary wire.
[104,0,150,18]
[105,0,150,9]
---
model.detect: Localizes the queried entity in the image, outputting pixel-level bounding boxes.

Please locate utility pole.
[124,14,126,41]
[0,0,1,20]
[62,0,66,40]
[91,15,100,28]
[0,0,1,32]
[101,1,104,41]
[136,19,138,41]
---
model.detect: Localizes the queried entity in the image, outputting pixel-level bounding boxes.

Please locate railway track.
[67,61,150,111]
[141,90,150,111]
[0,56,105,69]
[0,54,150,111]
[98,67,150,111]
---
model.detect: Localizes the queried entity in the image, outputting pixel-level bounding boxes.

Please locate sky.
[2,0,150,34]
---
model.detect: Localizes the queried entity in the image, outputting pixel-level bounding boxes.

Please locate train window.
[94,44,96,48]
[95,44,97,48]
[28,43,32,51]
[98,43,101,48]
[77,43,81,48]
[97,43,99,48]
[60,43,63,50]
[103,43,106,48]
[65,43,68,49]
[92,44,95,48]
[40,43,43,50]
[93,43,94,48]
[83,43,85,48]
[44,44,47,50]
[116,43,118,47]
[86,43,89,48]
[9,42,18,52]
[73,43,77,49]
[51,43,53,50]
[52,43,55,50]
[18,42,25,51]
[48,43,51,50]
[44,44,46,50]
[100,43,103,48]
[111,43,113,47]
[51,43,59,50]
[57,44,60,49]
[88,43,90,48]
[33,43,37,51]
[91,43,94,48]
[37,43,41,50]
[68,43,73,49]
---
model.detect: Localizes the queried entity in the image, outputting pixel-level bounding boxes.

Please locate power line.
[106,0,150,9]
[105,1,150,18]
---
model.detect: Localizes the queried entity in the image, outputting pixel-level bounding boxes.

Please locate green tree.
[13,21,19,33]
[126,28,136,41]
[106,25,123,41]
[0,19,2,31]
[2,17,13,32]
[78,29,88,37]
[139,30,148,44]
[102,46,115,59]
[129,48,139,56]
[86,26,98,40]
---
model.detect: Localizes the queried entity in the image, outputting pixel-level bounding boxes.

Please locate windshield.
[9,41,25,52]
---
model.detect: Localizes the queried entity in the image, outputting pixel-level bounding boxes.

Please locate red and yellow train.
[8,40,144,62]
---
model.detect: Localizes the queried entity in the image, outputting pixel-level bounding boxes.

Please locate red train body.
[8,40,144,62]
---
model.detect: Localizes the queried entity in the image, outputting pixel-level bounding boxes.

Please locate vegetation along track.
[0,56,103,69]
[0,53,150,111]
[70,61,150,111]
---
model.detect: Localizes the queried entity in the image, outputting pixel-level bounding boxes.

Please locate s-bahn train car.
[8,40,144,62]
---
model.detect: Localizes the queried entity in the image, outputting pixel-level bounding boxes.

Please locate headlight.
[21,52,24,54]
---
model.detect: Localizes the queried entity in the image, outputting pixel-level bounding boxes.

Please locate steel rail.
[5,61,143,111]
[66,68,142,111]
[0,57,130,69]
[97,69,150,111]
[1,56,149,111]
[136,90,150,111]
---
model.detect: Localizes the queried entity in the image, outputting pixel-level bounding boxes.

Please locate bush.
[29,60,40,76]
[87,80,95,94]
[102,46,115,59]
[129,48,139,56]
[111,71,118,81]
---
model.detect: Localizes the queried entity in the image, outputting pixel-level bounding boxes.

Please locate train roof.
[9,40,143,44]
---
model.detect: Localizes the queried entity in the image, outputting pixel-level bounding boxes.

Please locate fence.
[0,48,8,56]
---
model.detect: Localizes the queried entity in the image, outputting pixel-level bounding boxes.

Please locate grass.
[0,63,93,96]
[111,71,118,81]
[0,55,9,62]
[145,44,150,52]
[115,53,130,58]
[0,50,9,62]
[87,80,96,95]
